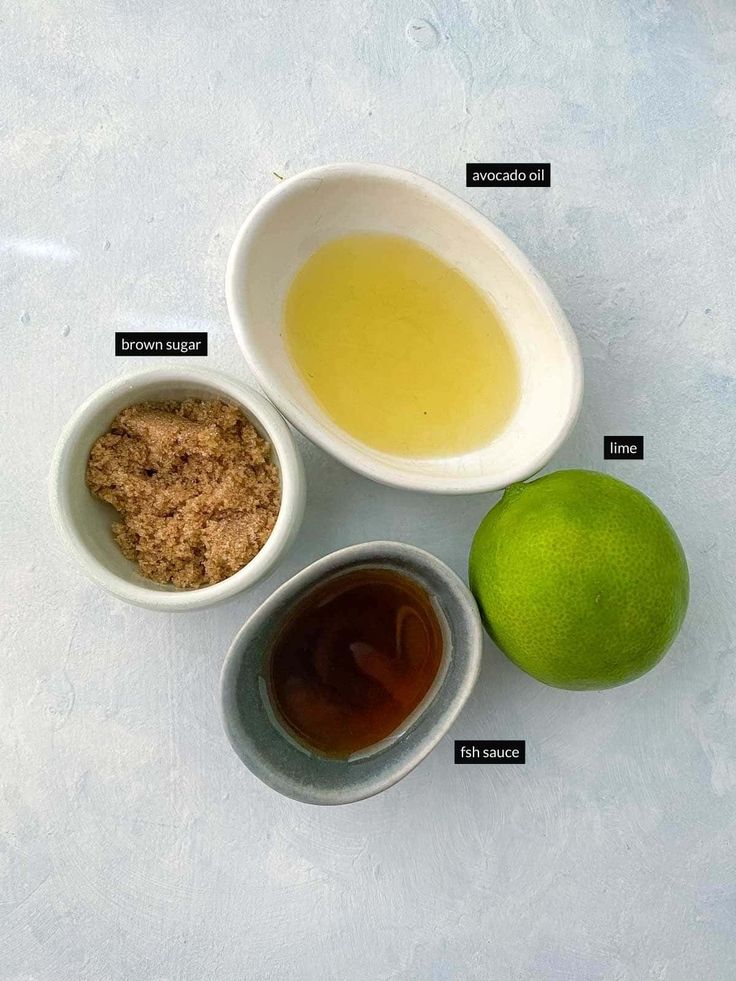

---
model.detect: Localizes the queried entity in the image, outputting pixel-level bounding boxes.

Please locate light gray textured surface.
[2,2,735,979]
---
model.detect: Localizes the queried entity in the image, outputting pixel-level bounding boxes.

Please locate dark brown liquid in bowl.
[268,568,444,758]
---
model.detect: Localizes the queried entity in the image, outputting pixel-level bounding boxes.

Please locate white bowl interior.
[229,167,581,489]
[54,374,294,600]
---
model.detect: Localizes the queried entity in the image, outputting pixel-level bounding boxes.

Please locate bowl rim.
[219,540,483,805]
[226,162,583,494]
[48,365,305,611]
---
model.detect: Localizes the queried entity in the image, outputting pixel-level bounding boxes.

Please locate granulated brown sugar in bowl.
[86,398,280,588]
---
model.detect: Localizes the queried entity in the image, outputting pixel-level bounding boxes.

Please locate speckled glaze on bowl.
[220,541,483,805]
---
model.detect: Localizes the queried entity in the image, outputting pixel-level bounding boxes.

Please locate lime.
[468,470,689,690]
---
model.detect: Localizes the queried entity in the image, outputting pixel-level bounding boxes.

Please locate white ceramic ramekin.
[49,367,305,611]
[226,163,583,494]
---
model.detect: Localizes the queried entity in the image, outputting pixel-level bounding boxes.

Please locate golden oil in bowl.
[284,233,520,458]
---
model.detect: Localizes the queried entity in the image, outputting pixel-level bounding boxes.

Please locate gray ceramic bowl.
[220,541,483,805]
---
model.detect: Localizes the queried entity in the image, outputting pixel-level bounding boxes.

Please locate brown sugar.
[86,399,280,588]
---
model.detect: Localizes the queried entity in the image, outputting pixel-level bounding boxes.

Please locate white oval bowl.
[226,163,583,494]
[49,367,305,611]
